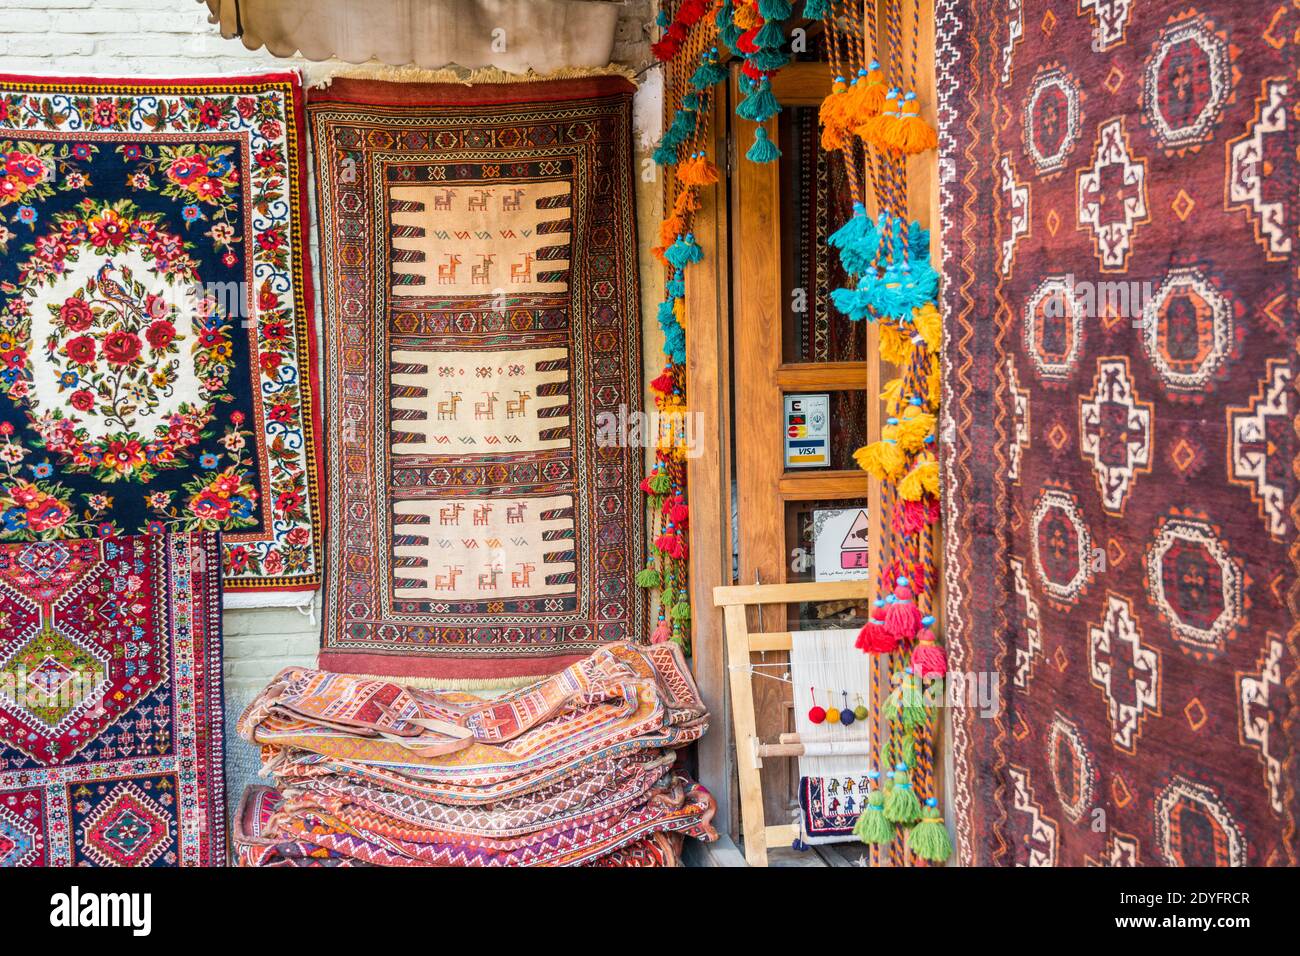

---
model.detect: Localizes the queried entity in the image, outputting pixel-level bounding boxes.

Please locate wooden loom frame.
[713,578,872,866]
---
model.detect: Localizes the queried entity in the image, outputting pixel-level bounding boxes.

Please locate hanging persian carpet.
[0,531,225,866]
[310,76,643,680]
[0,74,323,605]
[940,0,1300,865]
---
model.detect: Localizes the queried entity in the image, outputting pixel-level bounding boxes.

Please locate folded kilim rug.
[235,642,716,866]
[308,75,643,680]
[0,531,225,866]
[938,0,1300,865]
[0,73,323,604]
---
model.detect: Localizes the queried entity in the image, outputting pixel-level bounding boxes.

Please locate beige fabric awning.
[198,0,622,72]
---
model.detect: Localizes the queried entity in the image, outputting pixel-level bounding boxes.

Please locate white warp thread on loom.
[789,629,879,845]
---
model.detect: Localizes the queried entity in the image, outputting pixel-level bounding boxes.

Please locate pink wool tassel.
[911,624,947,678]
[651,619,672,644]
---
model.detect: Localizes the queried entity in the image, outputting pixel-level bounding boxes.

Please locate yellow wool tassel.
[879,321,913,366]
[853,436,908,481]
[673,297,686,330]
[927,363,941,408]
[881,377,905,415]
[912,303,942,353]
[893,407,936,454]
[898,451,939,501]
[894,97,938,154]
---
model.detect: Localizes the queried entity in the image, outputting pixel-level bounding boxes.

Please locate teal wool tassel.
[803,0,830,18]
[690,56,728,90]
[828,202,880,276]
[758,0,794,19]
[666,108,698,143]
[754,19,786,49]
[652,141,678,166]
[748,47,790,72]
[746,127,781,163]
[737,78,781,123]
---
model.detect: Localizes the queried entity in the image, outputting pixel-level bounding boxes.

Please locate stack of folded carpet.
[232,642,717,866]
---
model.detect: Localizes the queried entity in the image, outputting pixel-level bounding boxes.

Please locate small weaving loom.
[714,580,878,866]
[789,628,876,845]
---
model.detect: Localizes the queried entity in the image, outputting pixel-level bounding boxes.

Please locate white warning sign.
[812,507,871,582]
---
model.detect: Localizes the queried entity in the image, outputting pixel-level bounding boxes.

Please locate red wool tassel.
[893,498,940,536]
[661,497,689,527]
[650,370,676,395]
[882,585,922,640]
[856,620,900,654]
[655,532,688,559]
[911,628,947,678]
[736,26,761,54]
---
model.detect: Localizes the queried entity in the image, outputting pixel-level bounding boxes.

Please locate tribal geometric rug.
[309,76,643,680]
[0,74,323,603]
[938,0,1299,865]
[0,531,225,866]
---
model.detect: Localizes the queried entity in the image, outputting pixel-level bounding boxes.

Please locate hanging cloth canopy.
[197,0,622,72]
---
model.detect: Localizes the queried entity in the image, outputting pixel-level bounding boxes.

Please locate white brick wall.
[0,0,659,708]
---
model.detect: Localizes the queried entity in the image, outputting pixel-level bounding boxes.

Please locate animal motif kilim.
[309,77,643,679]
[938,0,1299,865]
[0,75,322,601]
[0,531,224,866]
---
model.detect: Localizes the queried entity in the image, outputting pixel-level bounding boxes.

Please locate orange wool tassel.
[673,188,701,217]
[658,215,685,250]
[894,96,937,154]
[678,152,719,186]
[733,0,761,30]
[819,77,851,152]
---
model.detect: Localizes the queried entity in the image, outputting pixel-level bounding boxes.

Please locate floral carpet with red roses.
[0,74,322,601]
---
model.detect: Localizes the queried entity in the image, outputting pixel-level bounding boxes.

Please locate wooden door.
[730,60,880,823]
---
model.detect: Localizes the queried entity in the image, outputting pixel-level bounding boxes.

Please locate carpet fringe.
[308,63,639,89]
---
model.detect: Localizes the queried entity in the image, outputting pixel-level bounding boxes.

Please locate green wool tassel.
[635,566,662,589]
[910,802,953,862]
[898,729,915,767]
[853,789,895,845]
[758,0,794,20]
[648,472,672,494]
[884,766,923,824]
[900,671,928,729]
[746,127,781,163]
[671,600,692,622]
